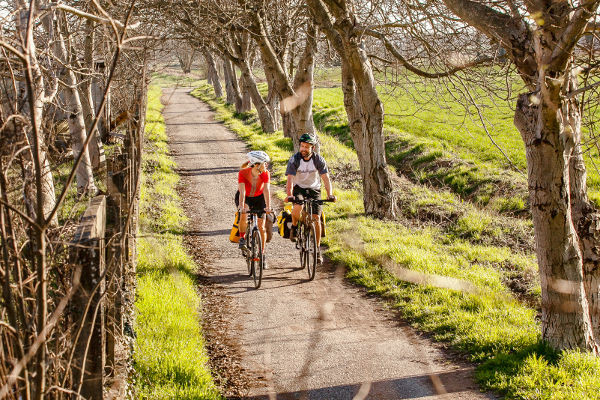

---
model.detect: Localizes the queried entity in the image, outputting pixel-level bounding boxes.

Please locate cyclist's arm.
[286,175,294,199]
[263,182,271,211]
[238,182,246,211]
[321,173,334,198]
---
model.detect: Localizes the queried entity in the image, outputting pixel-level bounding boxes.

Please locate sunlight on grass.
[192,78,600,400]
[135,84,222,399]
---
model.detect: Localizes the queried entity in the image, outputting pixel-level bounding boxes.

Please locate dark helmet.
[299,133,317,145]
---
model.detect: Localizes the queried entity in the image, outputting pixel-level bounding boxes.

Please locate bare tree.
[223,56,244,111]
[429,0,600,353]
[247,1,318,147]
[0,0,154,397]
[308,0,396,219]
[175,41,196,74]
[203,47,223,97]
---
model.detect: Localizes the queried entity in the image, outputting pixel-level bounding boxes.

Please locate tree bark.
[308,0,396,219]
[251,14,317,144]
[445,0,600,352]
[223,57,243,112]
[203,49,223,98]
[239,75,252,113]
[55,14,97,194]
[177,47,195,74]
[263,65,281,130]
[236,58,275,132]
[80,18,103,170]
[515,91,596,352]
[17,6,58,227]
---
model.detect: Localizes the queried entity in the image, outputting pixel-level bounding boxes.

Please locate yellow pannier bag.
[229,211,241,243]
[277,204,293,238]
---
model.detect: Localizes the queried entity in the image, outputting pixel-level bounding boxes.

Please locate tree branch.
[365,29,494,78]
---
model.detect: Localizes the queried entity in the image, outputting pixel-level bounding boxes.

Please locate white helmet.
[247,150,270,165]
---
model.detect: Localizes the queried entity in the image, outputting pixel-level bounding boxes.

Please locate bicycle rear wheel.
[306,223,317,281]
[251,229,263,289]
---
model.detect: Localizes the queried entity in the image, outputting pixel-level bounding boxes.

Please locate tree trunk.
[563,76,600,347]
[177,47,195,74]
[223,58,243,112]
[55,16,97,194]
[264,69,281,130]
[17,8,57,227]
[237,59,275,132]
[288,24,317,143]
[340,59,395,219]
[251,15,317,144]
[332,15,395,218]
[80,18,103,170]
[439,0,600,353]
[307,0,395,219]
[239,75,252,113]
[203,49,223,98]
[515,89,598,353]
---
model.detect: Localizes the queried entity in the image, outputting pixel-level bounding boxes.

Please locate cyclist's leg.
[239,212,248,236]
[291,204,302,225]
[312,214,321,248]
[291,185,303,226]
[307,189,323,248]
[257,216,266,253]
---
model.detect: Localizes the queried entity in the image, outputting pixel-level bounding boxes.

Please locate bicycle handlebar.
[243,208,273,214]
[288,197,335,205]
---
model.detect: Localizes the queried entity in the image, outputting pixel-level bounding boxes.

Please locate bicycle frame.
[290,196,333,280]
[242,209,265,289]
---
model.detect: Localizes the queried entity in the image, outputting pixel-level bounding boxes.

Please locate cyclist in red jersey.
[237,151,272,268]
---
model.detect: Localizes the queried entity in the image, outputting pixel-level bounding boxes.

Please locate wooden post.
[71,195,106,400]
[105,153,126,376]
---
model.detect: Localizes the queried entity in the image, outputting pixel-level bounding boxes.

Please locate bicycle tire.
[251,228,263,289]
[306,223,317,281]
[245,228,253,277]
[246,250,253,277]
[298,224,306,268]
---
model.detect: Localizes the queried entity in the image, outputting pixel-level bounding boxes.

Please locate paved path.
[162,87,496,400]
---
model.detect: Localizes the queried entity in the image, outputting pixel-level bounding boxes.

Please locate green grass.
[192,79,600,400]
[313,84,600,209]
[134,84,222,400]
[151,71,205,88]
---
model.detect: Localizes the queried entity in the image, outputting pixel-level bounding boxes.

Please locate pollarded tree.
[436,0,600,353]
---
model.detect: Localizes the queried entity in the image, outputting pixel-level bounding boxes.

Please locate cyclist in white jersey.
[285,133,336,263]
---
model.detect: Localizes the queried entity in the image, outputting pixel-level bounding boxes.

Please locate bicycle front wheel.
[251,229,263,289]
[306,223,318,281]
[298,224,306,269]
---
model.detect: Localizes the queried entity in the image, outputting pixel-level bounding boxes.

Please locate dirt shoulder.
[163,87,497,400]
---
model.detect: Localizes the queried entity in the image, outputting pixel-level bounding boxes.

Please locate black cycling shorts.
[235,191,266,218]
[292,185,322,215]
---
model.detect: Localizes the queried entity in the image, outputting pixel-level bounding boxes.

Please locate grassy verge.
[134,85,222,399]
[191,81,600,400]
[313,85,600,208]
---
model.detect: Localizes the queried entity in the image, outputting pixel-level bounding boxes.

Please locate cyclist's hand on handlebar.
[327,194,337,202]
